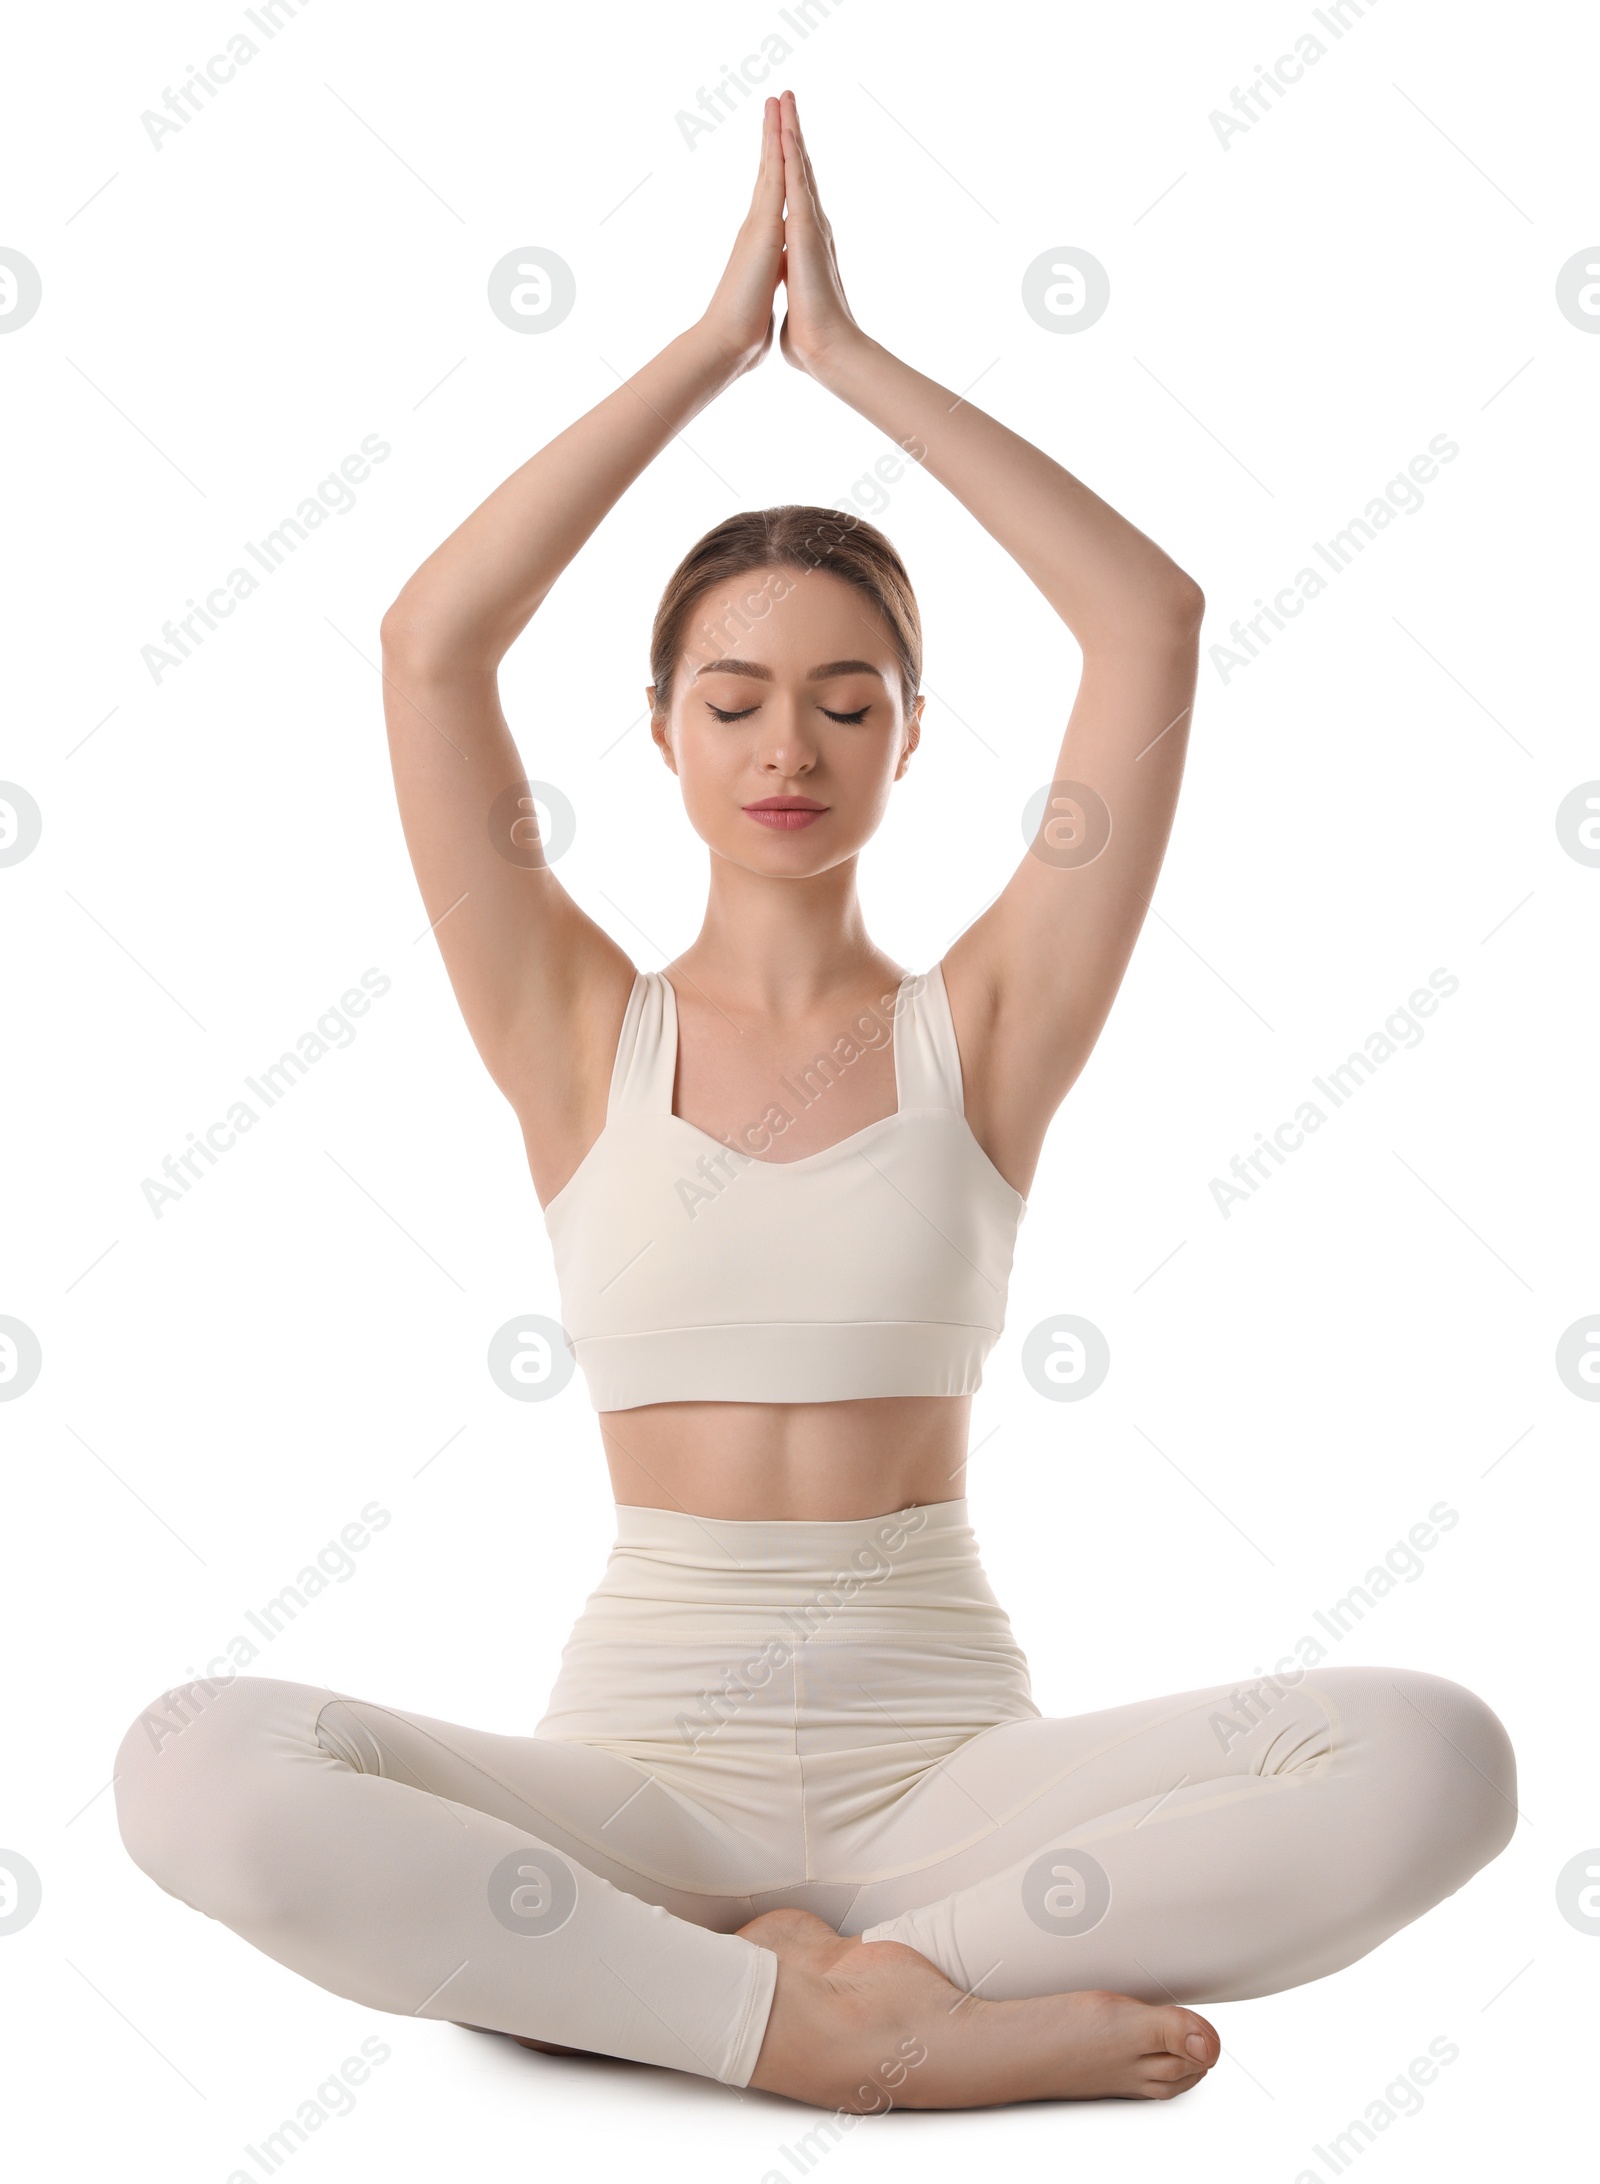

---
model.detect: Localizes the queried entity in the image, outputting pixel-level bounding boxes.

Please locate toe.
[1140,2067,1205,2101]
[1159,2006,1219,2069]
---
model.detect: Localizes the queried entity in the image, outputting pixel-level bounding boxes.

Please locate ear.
[893,694,924,780]
[646,694,676,781]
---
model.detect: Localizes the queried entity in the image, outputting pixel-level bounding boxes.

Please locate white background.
[2,0,1596,2177]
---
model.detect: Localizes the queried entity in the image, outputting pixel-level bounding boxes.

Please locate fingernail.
[1185,2033,1208,2061]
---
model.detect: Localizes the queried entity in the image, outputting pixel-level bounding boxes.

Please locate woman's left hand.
[777,91,866,375]
[697,96,786,374]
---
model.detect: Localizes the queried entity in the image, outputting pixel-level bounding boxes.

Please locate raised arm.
[378,104,788,1202]
[775,92,1203,1197]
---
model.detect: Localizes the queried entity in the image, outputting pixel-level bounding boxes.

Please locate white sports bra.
[544,966,1026,1411]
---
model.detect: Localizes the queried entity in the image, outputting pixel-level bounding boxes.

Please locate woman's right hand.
[697,96,786,375]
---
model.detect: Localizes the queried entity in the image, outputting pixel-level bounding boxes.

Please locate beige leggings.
[115,1501,1516,2088]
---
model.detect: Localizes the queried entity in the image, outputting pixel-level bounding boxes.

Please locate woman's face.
[649,565,922,876]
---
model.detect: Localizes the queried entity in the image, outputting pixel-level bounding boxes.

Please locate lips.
[742,798,829,831]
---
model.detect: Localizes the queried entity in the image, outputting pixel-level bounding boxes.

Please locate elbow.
[379,597,458,681]
[380,593,502,679]
[1091,575,1202,657]
[1163,572,1206,633]
[379,594,429,661]
[1092,569,1204,651]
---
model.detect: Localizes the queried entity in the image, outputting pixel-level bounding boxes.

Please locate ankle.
[746,1936,933,2113]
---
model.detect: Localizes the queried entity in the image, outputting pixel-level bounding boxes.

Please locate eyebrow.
[691,657,888,685]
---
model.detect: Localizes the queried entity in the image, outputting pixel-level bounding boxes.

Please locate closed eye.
[705,702,873,724]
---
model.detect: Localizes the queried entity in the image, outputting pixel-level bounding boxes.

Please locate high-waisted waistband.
[590,1497,1013,1635]
[535,1497,1039,1764]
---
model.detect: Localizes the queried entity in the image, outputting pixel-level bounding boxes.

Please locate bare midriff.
[598,1394,972,1521]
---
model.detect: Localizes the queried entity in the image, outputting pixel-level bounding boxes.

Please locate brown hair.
[648,505,921,720]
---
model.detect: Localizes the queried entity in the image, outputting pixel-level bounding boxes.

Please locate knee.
[1359,1668,1518,1882]
[114,1675,301,1924]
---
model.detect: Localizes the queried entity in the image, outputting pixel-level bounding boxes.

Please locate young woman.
[116,92,1516,2116]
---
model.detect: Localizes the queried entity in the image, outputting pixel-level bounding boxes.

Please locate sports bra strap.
[607,972,678,1118]
[608,967,963,1119]
[894,964,965,1114]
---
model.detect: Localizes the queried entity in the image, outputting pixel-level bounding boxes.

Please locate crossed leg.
[114,1675,777,2085]
[114,1663,1516,2109]
[733,1662,1515,2109]
[838,1664,1518,2003]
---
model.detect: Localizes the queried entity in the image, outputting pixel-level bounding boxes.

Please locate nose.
[754,697,817,778]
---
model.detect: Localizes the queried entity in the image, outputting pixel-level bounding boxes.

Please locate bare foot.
[737,1907,1220,2113]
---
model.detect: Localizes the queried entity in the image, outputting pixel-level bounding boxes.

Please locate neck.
[675,852,896,1017]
